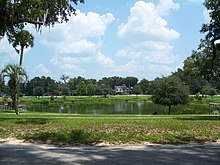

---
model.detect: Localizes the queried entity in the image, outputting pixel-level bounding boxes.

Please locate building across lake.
[114,86,131,95]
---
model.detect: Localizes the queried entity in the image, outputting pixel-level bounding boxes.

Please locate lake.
[27,102,211,114]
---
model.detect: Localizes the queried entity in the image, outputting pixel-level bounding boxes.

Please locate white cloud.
[117,41,177,65]
[96,52,115,67]
[114,1,181,79]
[187,0,203,3]
[33,64,50,75]
[157,0,180,16]
[41,10,115,56]
[39,10,115,75]
[117,1,180,41]
[50,56,86,74]
[0,38,18,68]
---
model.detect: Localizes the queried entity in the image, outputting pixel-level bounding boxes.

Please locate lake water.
[27,102,211,115]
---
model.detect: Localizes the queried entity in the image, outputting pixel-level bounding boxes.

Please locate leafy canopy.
[200,0,220,79]
[152,76,189,114]
[0,0,84,40]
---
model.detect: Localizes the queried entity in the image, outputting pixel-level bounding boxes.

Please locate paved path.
[1,141,220,165]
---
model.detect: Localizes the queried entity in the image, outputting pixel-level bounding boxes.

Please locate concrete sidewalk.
[1,141,220,165]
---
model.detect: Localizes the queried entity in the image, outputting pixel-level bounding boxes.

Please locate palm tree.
[11,30,34,66]
[1,64,28,114]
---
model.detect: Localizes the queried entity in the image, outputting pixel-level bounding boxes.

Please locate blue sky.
[0,0,208,81]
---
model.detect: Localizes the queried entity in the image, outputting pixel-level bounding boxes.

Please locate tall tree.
[76,81,87,96]
[200,0,220,80]
[0,0,84,41]
[1,64,27,114]
[10,30,34,65]
[124,76,139,88]
[152,76,190,115]
[60,74,69,84]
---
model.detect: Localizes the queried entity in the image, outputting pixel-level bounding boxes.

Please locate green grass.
[16,95,151,105]
[0,112,220,146]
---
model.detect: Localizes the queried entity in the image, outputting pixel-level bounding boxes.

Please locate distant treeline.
[1,69,219,97]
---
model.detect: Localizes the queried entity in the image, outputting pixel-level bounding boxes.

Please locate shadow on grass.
[173,135,211,144]
[0,118,50,125]
[24,129,101,146]
[15,118,49,125]
[176,116,220,121]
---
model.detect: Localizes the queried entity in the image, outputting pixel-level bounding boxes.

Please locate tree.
[76,81,87,96]
[124,76,139,88]
[201,85,217,99]
[200,0,220,80]
[33,86,44,98]
[87,81,95,96]
[1,64,27,114]
[60,74,69,84]
[0,77,4,93]
[60,86,70,96]
[10,30,34,65]
[100,84,114,97]
[131,85,143,96]
[182,50,211,94]
[151,76,190,115]
[0,0,85,41]
[139,78,151,94]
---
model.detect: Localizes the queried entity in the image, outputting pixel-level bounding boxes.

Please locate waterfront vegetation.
[1,94,219,106]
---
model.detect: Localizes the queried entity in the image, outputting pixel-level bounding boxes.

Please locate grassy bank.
[2,94,219,105]
[0,112,220,145]
[21,95,152,105]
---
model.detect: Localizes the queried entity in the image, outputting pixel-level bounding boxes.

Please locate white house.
[114,86,130,95]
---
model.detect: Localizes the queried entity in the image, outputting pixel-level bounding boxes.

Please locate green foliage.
[60,86,70,96]
[200,0,220,79]
[124,76,138,88]
[20,76,60,96]
[1,64,27,114]
[194,94,202,101]
[0,77,4,92]
[50,96,54,102]
[60,74,69,84]
[0,0,84,41]
[33,86,44,97]
[10,30,34,65]
[131,85,143,95]
[76,81,87,96]
[87,81,95,96]
[139,79,152,94]
[152,76,190,114]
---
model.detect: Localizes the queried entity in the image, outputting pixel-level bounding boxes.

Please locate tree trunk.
[207,39,219,82]
[15,94,19,115]
[19,46,24,66]
[12,91,19,115]
[168,105,171,115]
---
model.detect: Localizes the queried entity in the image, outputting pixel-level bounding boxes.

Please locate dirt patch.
[0,138,24,144]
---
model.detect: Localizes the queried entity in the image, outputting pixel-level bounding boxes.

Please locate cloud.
[157,0,180,16]
[96,52,115,67]
[38,10,115,76]
[117,1,180,41]
[187,0,203,3]
[0,38,18,68]
[114,1,181,79]
[33,64,50,75]
[50,56,86,74]
[41,10,115,56]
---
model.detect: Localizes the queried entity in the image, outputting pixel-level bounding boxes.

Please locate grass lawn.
[0,111,220,146]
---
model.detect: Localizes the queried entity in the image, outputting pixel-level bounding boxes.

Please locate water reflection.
[27,102,210,115]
